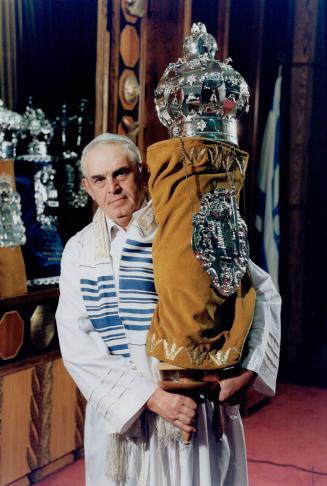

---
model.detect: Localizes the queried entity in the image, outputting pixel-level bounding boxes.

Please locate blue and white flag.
[255,69,282,290]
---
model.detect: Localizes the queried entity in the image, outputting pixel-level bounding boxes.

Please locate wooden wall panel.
[0,355,84,485]
[286,0,320,365]
[0,369,32,486]
[95,0,110,135]
[143,0,190,149]
[49,359,77,462]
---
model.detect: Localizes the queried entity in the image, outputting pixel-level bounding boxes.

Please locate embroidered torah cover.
[145,137,256,370]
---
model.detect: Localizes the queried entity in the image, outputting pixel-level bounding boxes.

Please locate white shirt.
[106,199,148,290]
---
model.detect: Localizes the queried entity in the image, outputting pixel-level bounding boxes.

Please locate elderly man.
[56,133,281,486]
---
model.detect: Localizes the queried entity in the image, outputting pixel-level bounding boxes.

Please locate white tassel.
[105,433,132,485]
[154,416,181,450]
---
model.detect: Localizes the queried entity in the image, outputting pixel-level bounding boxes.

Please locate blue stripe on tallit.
[120,265,153,274]
[80,276,114,285]
[125,239,152,247]
[121,256,153,264]
[82,292,117,302]
[81,236,157,359]
[123,248,152,255]
[124,324,150,330]
[119,279,155,292]
[119,307,155,314]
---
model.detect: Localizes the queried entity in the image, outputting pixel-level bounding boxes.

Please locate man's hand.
[146,387,197,433]
[203,369,257,404]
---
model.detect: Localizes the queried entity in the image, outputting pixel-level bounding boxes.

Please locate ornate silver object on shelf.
[18,105,59,229]
[0,100,22,159]
[0,174,26,247]
[21,106,54,156]
[63,151,89,208]
[154,23,250,146]
[192,187,249,297]
[34,165,59,230]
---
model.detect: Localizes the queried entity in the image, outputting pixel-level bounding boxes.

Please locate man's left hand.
[203,369,257,405]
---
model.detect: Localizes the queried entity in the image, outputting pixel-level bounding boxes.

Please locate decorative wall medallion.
[120,25,140,68]
[0,311,24,360]
[124,0,146,18]
[121,0,137,23]
[118,116,140,143]
[119,69,140,110]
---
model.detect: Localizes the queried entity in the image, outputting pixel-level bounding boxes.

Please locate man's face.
[82,143,145,228]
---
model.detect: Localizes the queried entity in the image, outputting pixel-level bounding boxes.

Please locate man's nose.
[106,176,120,193]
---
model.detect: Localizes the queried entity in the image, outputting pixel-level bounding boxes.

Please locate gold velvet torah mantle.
[145,137,256,370]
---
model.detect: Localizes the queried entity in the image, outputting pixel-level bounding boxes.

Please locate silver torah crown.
[154,23,249,146]
[21,106,54,157]
[0,100,22,159]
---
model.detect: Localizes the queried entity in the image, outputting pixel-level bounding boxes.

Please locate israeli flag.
[255,68,282,290]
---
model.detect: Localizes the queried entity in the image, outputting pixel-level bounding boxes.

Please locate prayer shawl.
[79,204,158,358]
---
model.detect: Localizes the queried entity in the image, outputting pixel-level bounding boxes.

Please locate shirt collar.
[105,198,148,239]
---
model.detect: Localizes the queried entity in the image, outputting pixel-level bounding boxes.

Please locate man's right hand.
[146,387,197,433]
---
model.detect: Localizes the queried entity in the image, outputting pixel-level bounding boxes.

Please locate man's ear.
[81,178,94,200]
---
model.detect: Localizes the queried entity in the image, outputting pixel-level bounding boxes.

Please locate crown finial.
[183,22,217,61]
[154,23,249,145]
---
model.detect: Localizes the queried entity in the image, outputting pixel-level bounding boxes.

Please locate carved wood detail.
[120,25,140,67]
[27,362,53,475]
[119,69,140,110]
[0,311,24,360]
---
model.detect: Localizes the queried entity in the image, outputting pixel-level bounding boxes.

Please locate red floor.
[37,383,327,485]
[245,382,327,485]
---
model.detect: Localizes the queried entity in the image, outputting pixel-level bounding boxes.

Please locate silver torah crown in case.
[0,99,22,159]
[154,23,250,146]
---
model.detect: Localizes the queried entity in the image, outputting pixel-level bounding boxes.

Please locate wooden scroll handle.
[158,363,210,446]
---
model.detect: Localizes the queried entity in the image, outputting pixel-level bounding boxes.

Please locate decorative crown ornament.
[20,106,54,158]
[0,99,22,159]
[154,23,250,145]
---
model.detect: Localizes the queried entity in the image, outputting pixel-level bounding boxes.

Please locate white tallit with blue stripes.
[80,201,158,359]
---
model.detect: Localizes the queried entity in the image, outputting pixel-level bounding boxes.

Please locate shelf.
[0,287,60,307]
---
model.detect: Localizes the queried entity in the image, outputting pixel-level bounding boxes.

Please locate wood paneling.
[217,0,231,61]
[143,0,189,149]
[0,355,84,485]
[0,369,32,486]
[287,0,319,364]
[50,359,77,461]
[95,0,110,135]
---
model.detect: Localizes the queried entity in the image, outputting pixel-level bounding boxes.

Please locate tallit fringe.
[154,416,181,450]
[105,433,132,485]
[105,414,181,484]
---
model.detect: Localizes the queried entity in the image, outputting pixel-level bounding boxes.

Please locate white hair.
[80,133,142,176]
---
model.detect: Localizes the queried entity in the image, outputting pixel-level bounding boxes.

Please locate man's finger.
[173,419,197,433]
